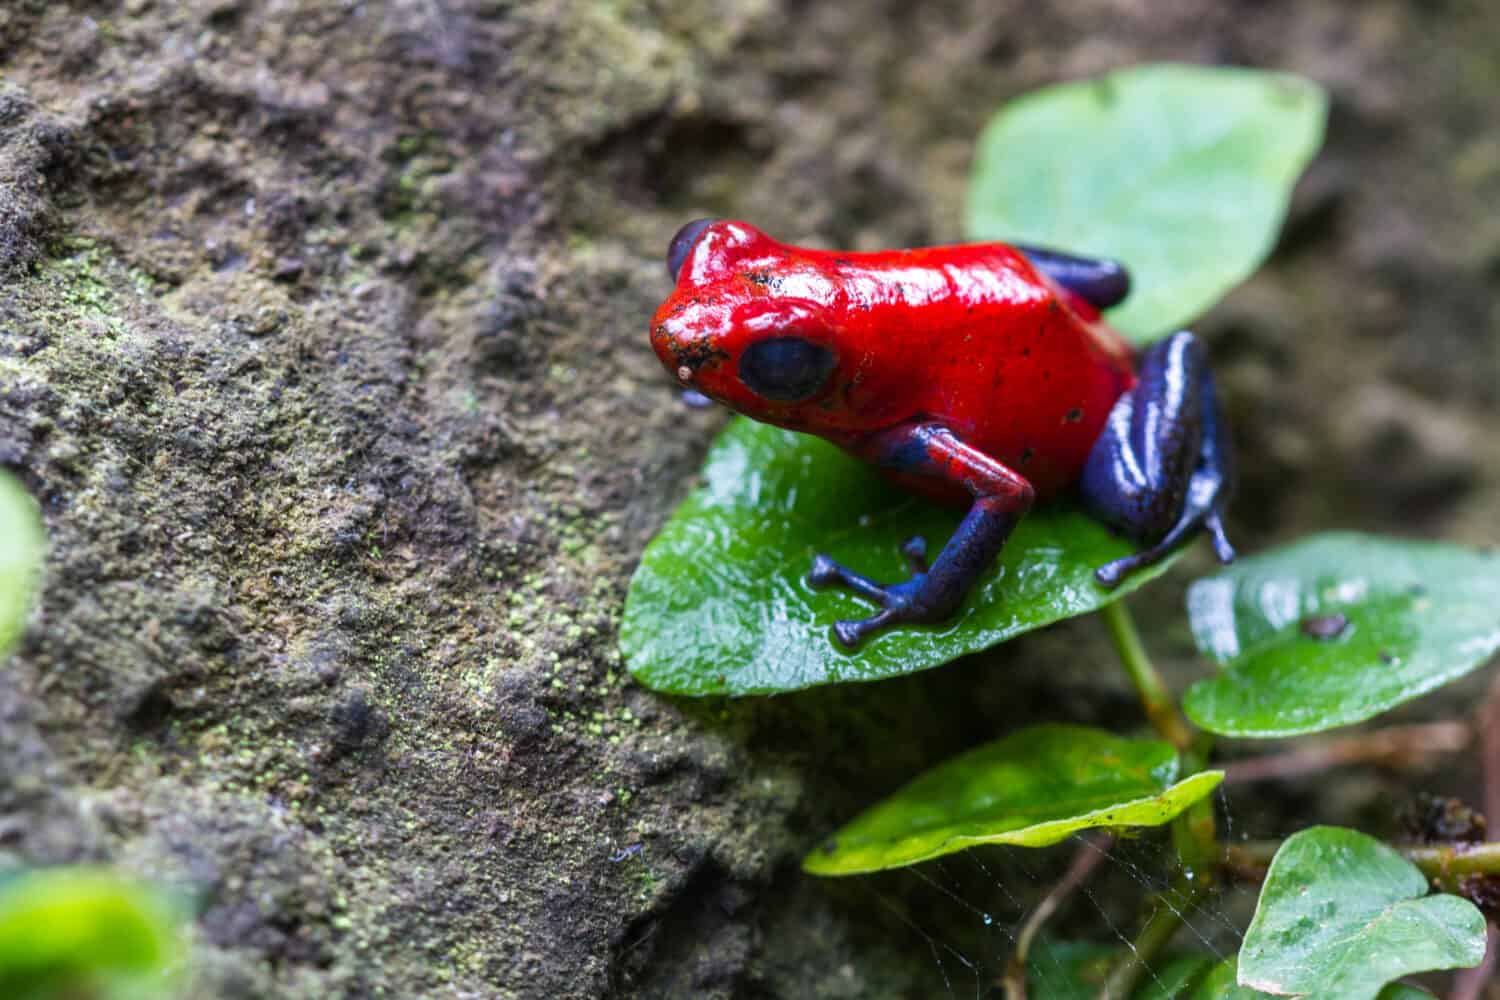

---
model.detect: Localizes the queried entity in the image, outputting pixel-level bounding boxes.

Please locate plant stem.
[1099,599,1195,752]
[1224,839,1500,881]
[1451,672,1500,1000]
[1002,833,1115,1000]
[1097,878,1208,1000]
[1097,599,1218,874]
[1222,721,1471,784]
[1097,598,1216,997]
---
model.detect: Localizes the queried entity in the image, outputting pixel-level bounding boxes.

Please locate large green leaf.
[966,64,1327,343]
[0,472,44,658]
[803,724,1222,875]
[0,867,182,1000]
[1023,950,1433,1000]
[1188,959,1434,1000]
[1183,533,1500,737]
[1238,827,1484,999]
[622,419,1181,695]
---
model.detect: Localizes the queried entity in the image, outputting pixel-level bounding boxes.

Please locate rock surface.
[1,2,1497,997]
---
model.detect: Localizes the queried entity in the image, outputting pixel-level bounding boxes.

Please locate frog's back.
[843,244,1137,499]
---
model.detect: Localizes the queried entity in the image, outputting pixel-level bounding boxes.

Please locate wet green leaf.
[967,64,1326,343]
[1187,959,1434,1000]
[803,724,1222,875]
[0,472,44,659]
[1183,533,1500,737]
[1238,827,1483,999]
[1024,951,1433,1000]
[0,867,183,1000]
[622,419,1181,695]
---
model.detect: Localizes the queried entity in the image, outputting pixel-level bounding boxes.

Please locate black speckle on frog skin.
[669,341,729,376]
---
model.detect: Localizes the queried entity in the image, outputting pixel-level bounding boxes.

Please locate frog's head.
[650,219,847,428]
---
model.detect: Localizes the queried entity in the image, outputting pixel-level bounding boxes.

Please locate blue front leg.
[1080,330,1236,586]
[807,423,1035,649]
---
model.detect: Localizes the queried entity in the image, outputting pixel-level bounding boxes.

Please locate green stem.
[1099,597,1218,874]
[1097,598,1218,996]
[1097,878,1209,1000]
[1100,599,1195,753]
[1225,839,1500,883]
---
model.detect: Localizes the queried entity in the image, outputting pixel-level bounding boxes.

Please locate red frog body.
[651,219,1234,648]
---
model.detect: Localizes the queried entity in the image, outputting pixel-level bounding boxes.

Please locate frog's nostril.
[667,218,718,281]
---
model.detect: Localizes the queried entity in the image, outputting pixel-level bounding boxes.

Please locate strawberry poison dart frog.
[650,220,1236,649]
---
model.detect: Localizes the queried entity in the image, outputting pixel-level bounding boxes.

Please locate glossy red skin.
[650,221,1138,502]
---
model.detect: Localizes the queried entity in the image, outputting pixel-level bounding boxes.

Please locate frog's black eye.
[667,218,718,281]
[738,336,836,403]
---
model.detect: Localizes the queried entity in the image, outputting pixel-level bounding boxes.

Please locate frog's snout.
[666,218,719,281]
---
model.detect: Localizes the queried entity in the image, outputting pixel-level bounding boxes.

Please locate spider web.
[843,789,1258,999]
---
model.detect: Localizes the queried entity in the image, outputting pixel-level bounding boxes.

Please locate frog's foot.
[1094,490,1235,588]
[1082,330,1236,589]
[808,540,941,648]
[809,423,1034,649]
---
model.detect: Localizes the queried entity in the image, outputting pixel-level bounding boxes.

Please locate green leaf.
[623,419,1181,696]
[1027,952,1433,1000]
[1183,533,1500,737]
[1186,960,1275,1000]
[1024,945,1215,999]
[1238,827,1484,999]
[1023,950,1434,1000]
[1025,940,1116,999]
[1187,959,1434,1000]
[966,63,1327,343]
[802,724,1223,875]
[0,471,44,658]
[1134,953,1218,999]
[0,867,183,1000]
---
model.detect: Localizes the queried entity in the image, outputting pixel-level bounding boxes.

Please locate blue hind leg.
[1081,331,1236,587]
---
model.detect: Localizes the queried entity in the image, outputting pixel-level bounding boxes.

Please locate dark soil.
[1,1,1497,997]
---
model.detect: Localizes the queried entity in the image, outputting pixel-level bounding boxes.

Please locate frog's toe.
[810,547,932,602]
[807,553,896,604]
[807,553,843,588]
[1095,505,1228,588]
[810,543,950,647]
[1094,553,1142,589]
[1206,511,1236,564]
[833,611,900,649]
[900,536,929,574]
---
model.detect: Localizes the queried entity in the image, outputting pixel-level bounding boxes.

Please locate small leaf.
[0,472,45,658]
[1134,953,1218,999]
[1025,940,1116,999]
[1026,946,1216,1000]
[1183,533,1500,737]
[0,867,183,999]
[966,64,1327,343]
[803,724,1222,875]
[623,419,1180,696]
[1239,827,1484,999]
[1187,959,1434,1000]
